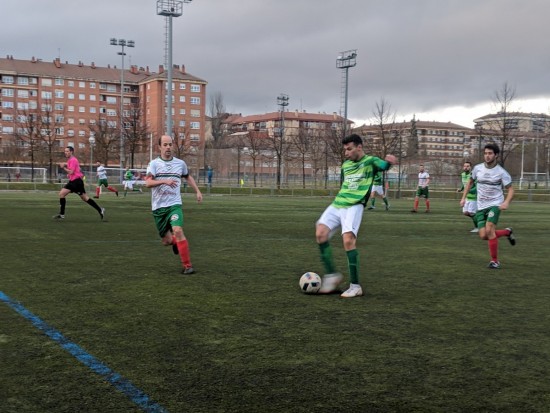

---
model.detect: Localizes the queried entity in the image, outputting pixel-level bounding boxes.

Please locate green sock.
[383,197,389,206]
[319,242,336,274]
[346,249,359,284]
[371,199,375,207]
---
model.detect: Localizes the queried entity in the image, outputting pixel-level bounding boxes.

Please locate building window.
[68,106,75,112]
[18,77,29,85]
[41,91,53,99]
[90,107,96,113]
[54,103,64,110]
[191,84,200,92]
[190,134,200,142]
[179,108,186,115]
[79,119,85,125]
[68,80,74,87]
[55,78,64,86]
[190,97,200,105]
[89,95,96,101]
[1,88,14,97]
[107,109,117,116]
[179,96,186,103]
[54,90,64,98]
[2,75,14,84]
[179,120,186,127]
[79,94,86,100]
[79,81,85,88]
[68,130,75,137]
[106,96,117,104]
[68,93,75,99]
[41,78,52,86]
[190,122,200,129]
[79,130,86,137]
[90,82,96,89]
[179,83,186,90]
[191,109,200,117]
[79,107,85,113]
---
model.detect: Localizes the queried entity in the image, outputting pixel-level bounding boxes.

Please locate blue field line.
[0,291,169,413]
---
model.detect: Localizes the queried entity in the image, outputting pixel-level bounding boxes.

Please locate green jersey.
[373,170,383,186]
[332,155,391,208]
[460,171,477,201]
[124,170,134,180]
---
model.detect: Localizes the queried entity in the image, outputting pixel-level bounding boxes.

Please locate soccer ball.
[299,272,322,294]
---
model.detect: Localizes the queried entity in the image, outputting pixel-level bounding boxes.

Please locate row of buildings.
[1,54,549,184]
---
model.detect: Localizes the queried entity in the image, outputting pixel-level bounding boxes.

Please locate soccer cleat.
[506,227,516,246]
[487,261,501,269]
[172,243,179,255]
[115,191,119,197]
[93,196,99,199]
[100,207,105,220]
[341,284,363,298]
[410,209,417,213]
[52,214,65,220]
[470,228,479,233]
[385,204,390,211]
[425,210,430,213]
[367,206,375,210]
[318,273,343,294]
[182,267,195,275]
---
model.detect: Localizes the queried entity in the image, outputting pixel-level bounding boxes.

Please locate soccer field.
[1,192,549,412]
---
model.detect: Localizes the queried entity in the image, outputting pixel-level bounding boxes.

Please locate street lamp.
[336,49,357,138]
[109,37,135,182]
[157,0,192,136]
[89,136,96,183]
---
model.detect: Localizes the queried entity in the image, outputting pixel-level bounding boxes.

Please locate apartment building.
[356,119,474,163]
[474,112,550,134]
[0,55,207,169]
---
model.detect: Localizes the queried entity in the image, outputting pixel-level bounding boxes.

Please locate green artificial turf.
[1,192,549,412]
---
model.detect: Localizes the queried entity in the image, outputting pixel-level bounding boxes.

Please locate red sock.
[177,239,192,268]
[488,238,498,262]
[495,229,509,238]
[95,187,100,197]
[425,200,430,211]
[107,186,117,193]
[414,199,419,210]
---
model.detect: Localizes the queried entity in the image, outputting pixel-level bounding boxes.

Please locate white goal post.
[0,166,47,183]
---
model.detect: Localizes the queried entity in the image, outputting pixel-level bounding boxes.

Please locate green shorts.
[474,206,501,228]
[98,178,109,187]
[152,204,184,237]
[415,186,429,198]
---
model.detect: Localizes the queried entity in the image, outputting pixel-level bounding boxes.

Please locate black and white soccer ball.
[299,272,322,294]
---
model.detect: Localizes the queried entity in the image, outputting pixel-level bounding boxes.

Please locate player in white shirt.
[145,135,203,274]
[460,143,516,269]
[94,162,119,198]
[411,164,430,213]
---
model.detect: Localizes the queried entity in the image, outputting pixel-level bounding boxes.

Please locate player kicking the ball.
[315,134,396,298]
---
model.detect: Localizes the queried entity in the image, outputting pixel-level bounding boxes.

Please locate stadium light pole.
[336,49,357,138]
[110,37,135,182]
[276,93,289,189]
[157,0,192,136]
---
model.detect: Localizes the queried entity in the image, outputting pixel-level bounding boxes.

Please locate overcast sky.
[3,0,550,128]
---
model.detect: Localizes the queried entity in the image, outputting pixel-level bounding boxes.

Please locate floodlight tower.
[276,93,289,189]
[110,37,135,180]
[336,49,357,138]
[157,0,192,136]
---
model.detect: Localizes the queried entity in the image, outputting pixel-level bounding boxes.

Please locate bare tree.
[365,98,400,158]
[38,102,65,181]
[241,130,269,187]
[208,91,227,149]
[89,117,119,165]
[14,108,42,181]
[489,82,518,166]
[266,113,291,189]
[124,98,149,168]
[290,125,314,188]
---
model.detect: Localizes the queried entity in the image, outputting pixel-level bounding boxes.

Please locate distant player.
[460,143,515,269]
[94,162,118,198]
[411,164,430,213]
[315,134,396,298]
[53,146,105,220]
[123,166,142,197]
[145,135,203,275]
[457,161,477,232]
[367,170,390,210]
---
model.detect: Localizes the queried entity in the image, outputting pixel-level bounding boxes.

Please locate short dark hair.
[66,146,74,153]
[342,133,363,146]
[484,143,500,155]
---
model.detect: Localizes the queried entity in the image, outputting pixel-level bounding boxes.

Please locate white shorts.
[371,185,384,196]
[124,180,134,190]
[317,203,364,238]
[462,200,477,215]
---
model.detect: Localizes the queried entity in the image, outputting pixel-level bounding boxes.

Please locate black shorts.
[64,178,86,195]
